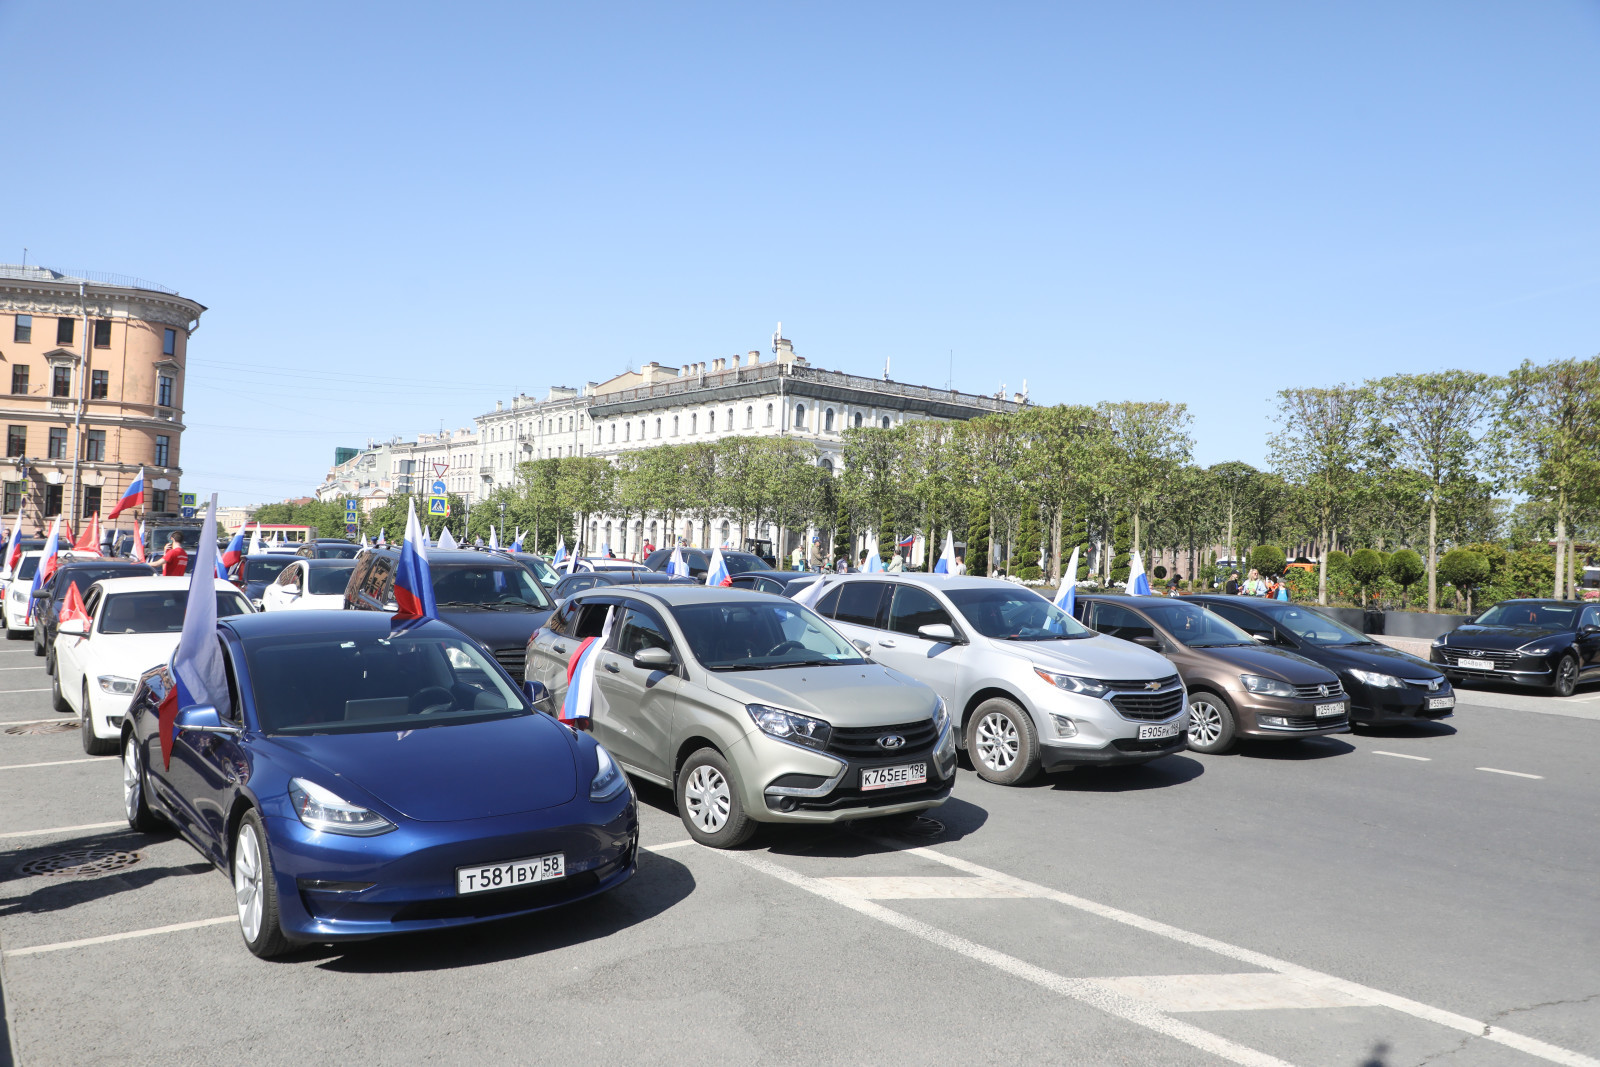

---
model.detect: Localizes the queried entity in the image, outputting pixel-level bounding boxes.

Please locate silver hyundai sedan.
[525,585,956,847]
[795,574,1186,784]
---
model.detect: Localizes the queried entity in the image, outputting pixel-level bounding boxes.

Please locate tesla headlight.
[591,745,628,801]
[97,675,137,695]
[932,697,949,736]
[288,778,395,837]
[746,703,832,750]
[1033,668,1110,698]
[1348,669,1404,689]
[1241,674,1295,697]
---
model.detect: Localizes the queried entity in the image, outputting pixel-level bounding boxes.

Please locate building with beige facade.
[0,266,203,533]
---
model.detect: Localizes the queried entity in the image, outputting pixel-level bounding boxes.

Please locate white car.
[53,576,254,755]
[261,557,357,611]
[4,549,96,638]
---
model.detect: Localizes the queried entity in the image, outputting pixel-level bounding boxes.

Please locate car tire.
[1551,655,1579,698]
[33,628,45,657]
[675,748,756,849]
[44,642,55,676]
[50,667,71,714]
[965,697,1041,785]
[234,811,292,959]
[5,621,24,640]
[1186,690,1238,754]
[81,683,116,756]
[123,734,166,834]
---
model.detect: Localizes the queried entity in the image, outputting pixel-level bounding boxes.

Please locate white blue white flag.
[933,530,956,575]
[1128,550,1152,596]
[863,530,885,573]
[1054,545,1081,617]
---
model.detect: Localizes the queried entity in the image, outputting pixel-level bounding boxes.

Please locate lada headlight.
[932,697,949,736]
[746,704,831,751]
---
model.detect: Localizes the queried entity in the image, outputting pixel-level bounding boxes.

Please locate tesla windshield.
[945,587,1090,640]
[671,601,866,670]
[99,591,252,634]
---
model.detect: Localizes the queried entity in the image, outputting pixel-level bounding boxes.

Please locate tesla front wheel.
[676,748,755,848]
[966,697,1040,785]
[234,811,291,959]
[123,736,165,834]
[1186,691,1237,754]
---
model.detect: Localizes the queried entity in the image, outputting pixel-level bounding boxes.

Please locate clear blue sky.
[5,2,1597,506]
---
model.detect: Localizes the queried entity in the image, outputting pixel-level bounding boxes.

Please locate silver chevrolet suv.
[795,574,1186,784]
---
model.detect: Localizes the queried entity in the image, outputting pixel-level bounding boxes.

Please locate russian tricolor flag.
[560,607,614,730]
[221,525,247,572]
[705,544,732,587]
[392,498,437,622]
[30,519,62,616]
[157,495,229,769]
[107,471,144,521]
[1,515,19,575]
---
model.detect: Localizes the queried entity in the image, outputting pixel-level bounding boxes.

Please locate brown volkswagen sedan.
[1074,595,1350,753]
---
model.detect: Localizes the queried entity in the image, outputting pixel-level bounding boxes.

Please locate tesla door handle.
[553,643,567,654]
[878,639,897,648]
[603,660,621,673]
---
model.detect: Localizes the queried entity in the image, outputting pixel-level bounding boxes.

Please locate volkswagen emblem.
[1145,680,1161,691]
[1318,684,1329,697]
[878,735,906,750]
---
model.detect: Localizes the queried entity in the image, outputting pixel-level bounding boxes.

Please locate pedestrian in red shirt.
[161,534,188,576]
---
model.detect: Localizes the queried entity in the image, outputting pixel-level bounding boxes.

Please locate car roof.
[57,559,152,571]
[824,572,1021,593]
[91,576,243,594]
[221,610,459,641]
[582,571,686,585]
[361,547,518,565]
[301,557,357,570]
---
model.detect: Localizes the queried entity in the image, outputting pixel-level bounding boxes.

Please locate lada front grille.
[826,719,938,758]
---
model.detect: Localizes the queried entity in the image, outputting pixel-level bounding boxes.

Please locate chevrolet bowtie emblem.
[1146,681,1161,690]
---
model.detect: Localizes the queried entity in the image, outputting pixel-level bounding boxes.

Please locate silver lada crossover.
[525,585,955,847]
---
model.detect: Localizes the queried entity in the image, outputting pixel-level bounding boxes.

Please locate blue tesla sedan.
[120,611,638,958]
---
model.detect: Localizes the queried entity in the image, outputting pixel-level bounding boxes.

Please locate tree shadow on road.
[1352,719,1457,740]
[0,827,210,917]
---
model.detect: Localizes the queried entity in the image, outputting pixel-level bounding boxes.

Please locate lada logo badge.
[878,735,905,750]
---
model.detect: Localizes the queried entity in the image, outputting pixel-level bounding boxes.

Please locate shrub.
[1387,549,1425,608]
[1439,549,1490,613]
[1248,544,1287,578]
[1349,549,1385,604]
[1284,567,1317,600]
[1153,565,1167,579]
[1016,565,1043,582]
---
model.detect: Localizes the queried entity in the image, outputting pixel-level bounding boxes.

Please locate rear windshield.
[98,590,252,634]
[521,555,557,585]
[245,556,295,582]
[1475,603,1577,628]
[307,563,356,596]
[432,563,552,610]
[242,631,526,734]
[311,543,360,559]
[154,528,202,550]
[60,566,154,598]
[14,557,38,580]
[670,601,865,670]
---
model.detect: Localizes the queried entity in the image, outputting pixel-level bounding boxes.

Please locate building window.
[6,426,24,457]
[163,328,176,356]
[48,427,66,459]
[690,414,697,434]
[151,488,167,513]
[609,422,616,443]
[708,411,715,433]
[726,408,733,430]
[81,485,101,517]
[765,404,773,427]
[93,320,111,348]
[824,408,835,432]
[638,420,644,440]
[672,416,679,436]
[154,435,170,467]
[10,366,27,395]
[43,484,62,517]
[2,482,19,515]
[881,416,891,429]
[654,418,661,438]
[56,318,75,345]
[91,370,109,399]
[158,374,174,407]
[624,422,631,442]
[854,412,863,428]
[12,316,31,344]
[820,458,834,473]
[795,404,806,428]
[52,366,71,398]
[85,430,105,462]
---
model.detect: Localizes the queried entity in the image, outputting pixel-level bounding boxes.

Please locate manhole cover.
[887,816,945,839]
[19,849,143,878]
[6,721,79,735]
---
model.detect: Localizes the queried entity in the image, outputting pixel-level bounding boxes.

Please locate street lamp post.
[498,500,505,547]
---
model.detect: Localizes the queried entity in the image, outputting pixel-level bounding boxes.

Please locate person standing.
[1242,568,1264,596]
[791,543,806,572]
[642,538,655,559]
[161,533,188,577]
[1225,570,1241,595]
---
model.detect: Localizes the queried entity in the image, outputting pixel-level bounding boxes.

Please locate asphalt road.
[1,642,1597,1067]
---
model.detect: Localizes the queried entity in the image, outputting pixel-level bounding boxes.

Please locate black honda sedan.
[1430,599,1600,697]
[1192,596,1456,724]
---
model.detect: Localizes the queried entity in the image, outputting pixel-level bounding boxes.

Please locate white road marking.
[819,875,1036,899]
[1372,750,1431,761]
[0,665,47,671]
[0,757,106,771]
[900,845,1598,1067]
[0,689,53,695]
[0,716,72,726]
[725,850,1297,1067]
[1477,767,1543,780]
[0,820,123,840]
[2,916,235,958]
[642,839,694,853]
[1094,973,1374,1012]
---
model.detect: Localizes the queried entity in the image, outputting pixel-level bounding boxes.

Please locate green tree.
[1248,544,1286,579]
[1098,401,1193,562]
[1387,548,1425,609]
[1348,548,1385,606]
[1438,548,1489,613]
[1270,385,1371,606]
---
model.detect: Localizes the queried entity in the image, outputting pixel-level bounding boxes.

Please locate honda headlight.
[1033,668,1110,698]
[97,675,137,695]
[288,778,395,837]
[1348,669,1404,690]
[746,703,832,750]
[591,745,628,801]
[1241,674,1295,697]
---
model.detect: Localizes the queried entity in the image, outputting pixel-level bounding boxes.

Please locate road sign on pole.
[431,480,447,496]
[429,496,448,517]
[433,462,450,479]
[345,522,359,535]
[180,493,196,509]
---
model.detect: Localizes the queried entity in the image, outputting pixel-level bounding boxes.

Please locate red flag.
[73,514,101,557]
[59,581,90,629]
[132,523,147,563]
[157,684,179,770]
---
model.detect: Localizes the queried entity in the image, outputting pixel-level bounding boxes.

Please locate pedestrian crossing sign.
[429,495,448,516]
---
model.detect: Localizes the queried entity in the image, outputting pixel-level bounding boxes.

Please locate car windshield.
[945,587,1091,640]
[243,631,527,734]
[307,563,356,596]
[98,590,252,634]
[521,555,558,585]
[244,556,295,582]
[1267,606,1372,646]
[1140,601,1255,647]
[432,564,552,609]
[60,566,150,598]
[1474,602,1577,628]
[723,553,766,575]
[671,601,867,670]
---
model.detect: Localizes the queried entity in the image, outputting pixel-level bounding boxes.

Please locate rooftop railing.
[593,362,1021,412]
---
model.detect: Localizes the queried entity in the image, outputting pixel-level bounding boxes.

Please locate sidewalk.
[1372,634,1432,658]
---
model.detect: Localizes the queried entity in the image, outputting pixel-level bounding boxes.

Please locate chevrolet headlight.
[1241,674,1295,697]
[1033,668,1110,698]
[591,745,628,801]
[97,675,137,695]
[1348,669,1404,689]
[288,778,395,837]
[746,703,832,750]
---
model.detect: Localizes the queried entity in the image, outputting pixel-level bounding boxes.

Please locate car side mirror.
[174,704,240,735]
[59,618,87,637]
[1133,634,1162,650]
[1582,624,1600,636]
[521,679,554,713]
[917,622,958,643]
[632,646,676,671]
[852,639,873,657]
[30,588,49,600]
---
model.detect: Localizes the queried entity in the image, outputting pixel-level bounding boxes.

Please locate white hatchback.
[261,557,357,611]
[53,576,253,754]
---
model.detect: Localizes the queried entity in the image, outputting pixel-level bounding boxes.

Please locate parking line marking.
[1477,767,1543,780]
[0,757,106,771]
[2,916,234,958]
[726,851,1296,1067]
[0,665,47,671]
[0,689,53,695]
[1094,973,1373,1012]
[899,846,1597,1067]
[1372,751,1431,761]
[0,821,123,840]
[0,716,71,726]
[819,876,1037,899]
[643,839,694,853]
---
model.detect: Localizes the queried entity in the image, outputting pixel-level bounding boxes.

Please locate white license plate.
[1315,702,1345,717]
[861,763,927,791]
[1138,722,1180,739]
[1427,696,1455,710]
[456,852,565,895]
[1459,658,1495,670]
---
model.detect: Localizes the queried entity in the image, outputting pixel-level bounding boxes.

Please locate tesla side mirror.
[852,639,873,657]
[58,618,87,637]
[173,704,240,735]
[917,623,958,643]
[632,646,676,671]
[1133,634,1161,649]
[522,679,554,713]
